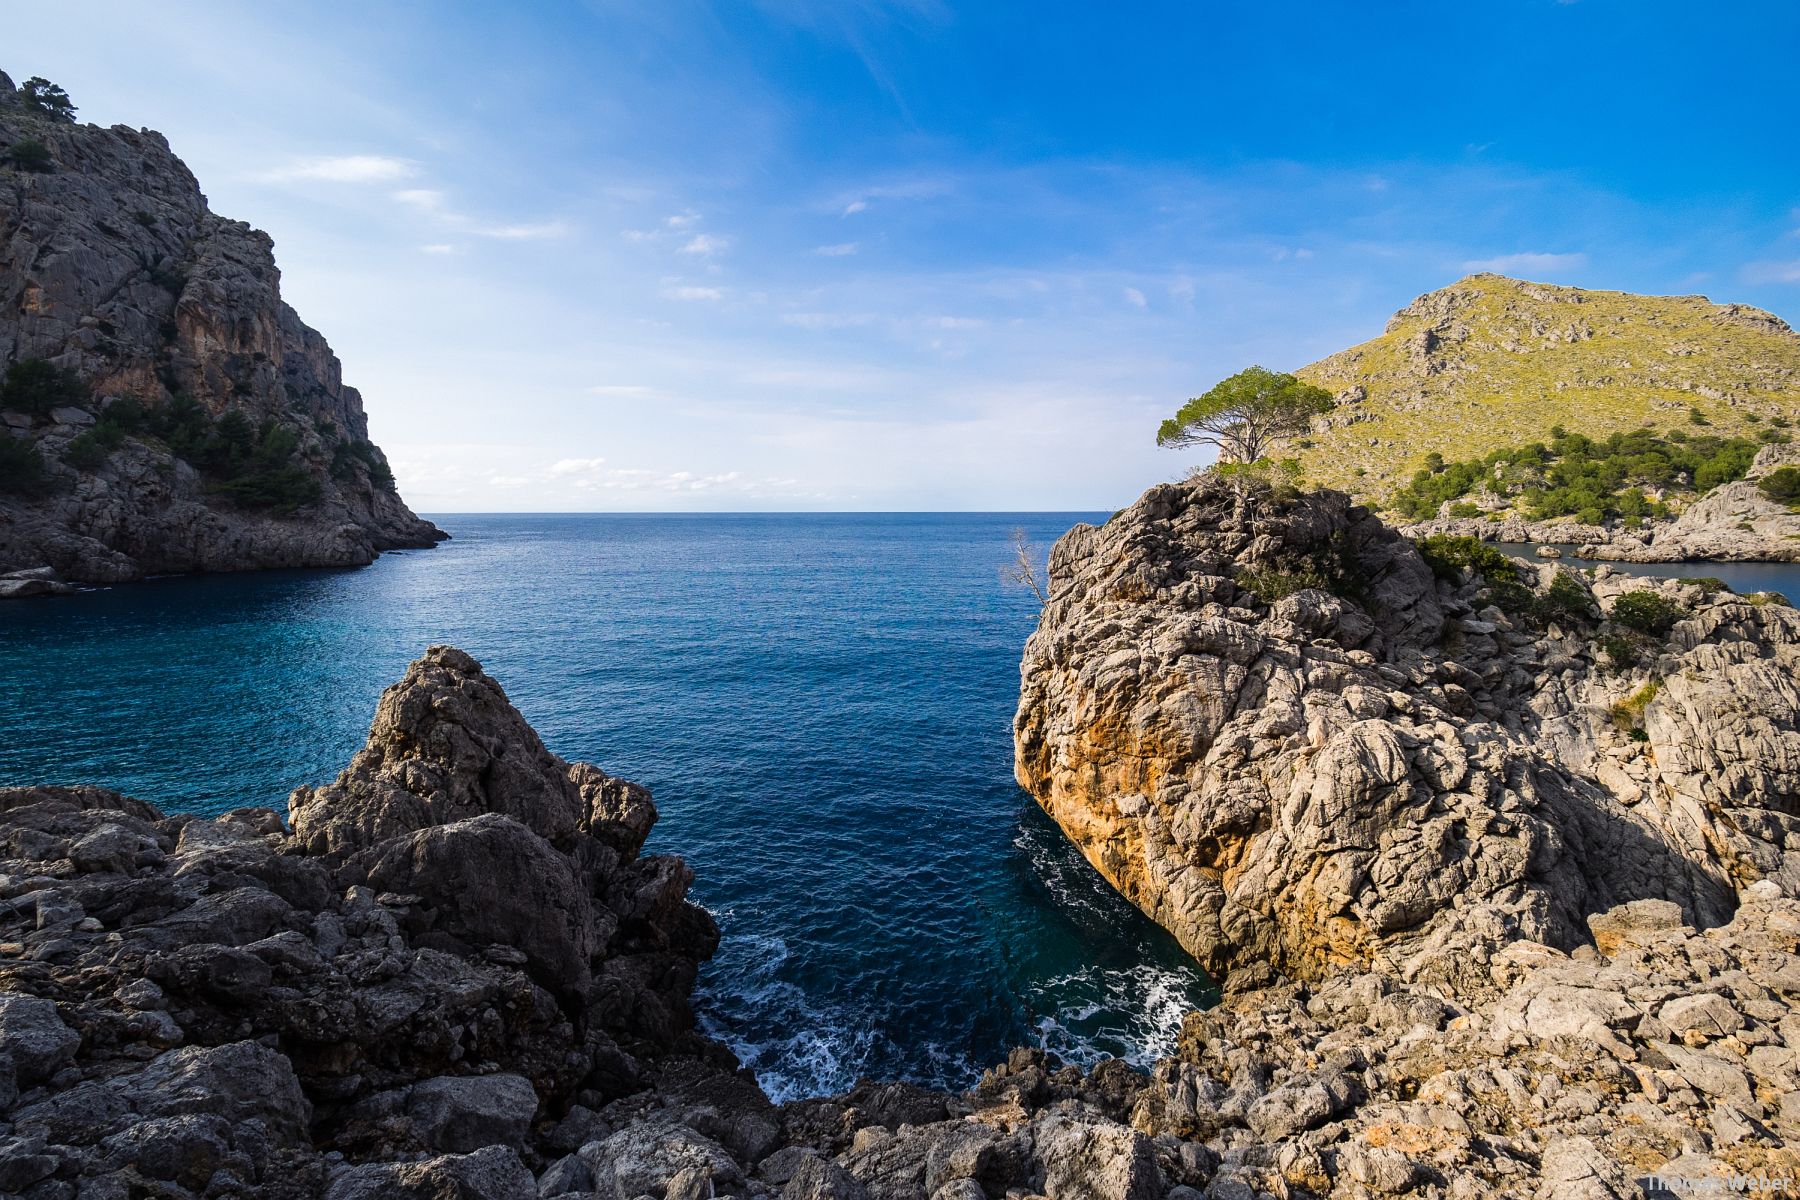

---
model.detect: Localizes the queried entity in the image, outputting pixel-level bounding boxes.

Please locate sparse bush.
[1688,406,1710,426]
[1757,466,1800,503]
[2,138,53,172]
[1611,590,1687,637]
[1677,576,1730,595]
[1601,633,1641,669]
[60,401,143,471]
[139,398,323,513]
[1537,571,1599,625]
[0,359,88,416]
[1387,427,1757,522]
[1235,564,1331,603]
[1415,534,1520,584]
[1446,501,1482,518]
[0,436,54,495]
[1610,679,1662,737]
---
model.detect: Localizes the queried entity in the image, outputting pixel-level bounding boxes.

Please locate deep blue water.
[0,513,1216,1100]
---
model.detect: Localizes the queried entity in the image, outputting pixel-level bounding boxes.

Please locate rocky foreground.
[3,512,1799,1198]
[1015,476,1800,1194]
[0,69,442,587]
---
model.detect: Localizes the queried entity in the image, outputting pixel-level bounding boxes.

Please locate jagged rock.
[5,632,1798,1199]
[1015,476,1792,989]
[325,1145,537,1199]
[0,993,80,1082]
[0,68,444,585]
[289,646,587,854]
[406,1074,540,1153]
[0,646,718,1197]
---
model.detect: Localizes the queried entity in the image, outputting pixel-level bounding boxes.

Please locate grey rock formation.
[1015,477,1798,992]
[3,638,1798,1197]
[0,68,443,587]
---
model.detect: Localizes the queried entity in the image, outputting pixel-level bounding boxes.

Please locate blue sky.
[13,1,1800,510]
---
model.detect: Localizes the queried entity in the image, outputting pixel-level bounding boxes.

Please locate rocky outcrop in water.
[1015,477,1799,990]
[1012,474,1800,1190]
[0,69,443,588]
[4,641,1798,1197]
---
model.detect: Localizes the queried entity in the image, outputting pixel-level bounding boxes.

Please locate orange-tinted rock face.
[1015,476,1797,995]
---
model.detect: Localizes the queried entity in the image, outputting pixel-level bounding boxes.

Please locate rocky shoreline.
[1397,445,1800,564]
[2,483,1797,1199]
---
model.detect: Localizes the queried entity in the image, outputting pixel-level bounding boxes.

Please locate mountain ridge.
[1291,273,1800,507]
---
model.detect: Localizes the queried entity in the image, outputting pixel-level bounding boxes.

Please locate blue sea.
[0,513,1217,1100]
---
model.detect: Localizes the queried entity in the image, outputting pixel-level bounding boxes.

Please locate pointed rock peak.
[289,645,651,857]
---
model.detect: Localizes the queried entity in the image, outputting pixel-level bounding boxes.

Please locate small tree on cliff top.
[1157,366,1333,467]
[19,78,76,123]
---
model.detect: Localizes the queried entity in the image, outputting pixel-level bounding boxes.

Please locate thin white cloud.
[394,189,563,239]
[664,211,702,231]
[1461,251,1588,274]
[550,457,609,475]
[261,154,417,184]
[1123,287,1147,308]
[587,385,657,398]
[929,316,984,330]
[419,243,457,255]
[842,200,868,215]
[475,221,567,240]
[815,242,859,257]
[680,233,731,256]
[394,188,447,211]
[782,312,872,330]
[1741,259,1800,284]
[662,285,725,301]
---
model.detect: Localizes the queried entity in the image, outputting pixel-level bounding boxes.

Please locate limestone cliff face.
[0,70,442,583]
[1014,476,1800,994]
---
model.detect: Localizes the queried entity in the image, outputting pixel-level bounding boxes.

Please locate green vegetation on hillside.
[146,398,322,514]
[1760,466,1800,505]
[0,436,52,495]
[2,138,52,172]
[0,359,87,416]
[1390,427,1766,524]
[1413,534,1596,628]
[1292,275,1800,503]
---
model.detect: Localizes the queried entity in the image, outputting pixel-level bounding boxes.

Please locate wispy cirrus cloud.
[1460,251,1588,274]
[814,242,859,256]
[259,154,417,183]
[1741,259,1800,284]
[394,188,564,239]
[662,284,725,301]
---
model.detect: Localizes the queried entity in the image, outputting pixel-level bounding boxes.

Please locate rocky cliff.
[3,643,1797,1197]
[0,69,442,586]
[1016,476,1798,989]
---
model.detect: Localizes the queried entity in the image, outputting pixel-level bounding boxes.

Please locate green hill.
[1292,274,1800,510]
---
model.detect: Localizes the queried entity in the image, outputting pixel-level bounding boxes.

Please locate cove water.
[0,513,1216,1100]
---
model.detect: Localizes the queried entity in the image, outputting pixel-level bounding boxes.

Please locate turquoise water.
[0,513,1216,1099]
